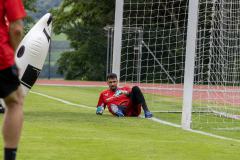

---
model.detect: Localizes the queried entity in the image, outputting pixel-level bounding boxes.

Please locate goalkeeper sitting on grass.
[96,73,153,118]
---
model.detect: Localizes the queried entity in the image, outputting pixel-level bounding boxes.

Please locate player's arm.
[5,0,26,51]
[9,19,24,51]
[96,93,105,115]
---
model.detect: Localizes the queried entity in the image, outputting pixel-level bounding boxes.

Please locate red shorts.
[126,102,142,117]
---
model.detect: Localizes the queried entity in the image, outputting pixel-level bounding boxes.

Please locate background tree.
[23,0,37,33]
[52,0,115,80]
[23,0,37,22]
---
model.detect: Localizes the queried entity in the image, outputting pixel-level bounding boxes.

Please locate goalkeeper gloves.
[114,90,122,96]
[96,106,104,115]
[114,89,128,97]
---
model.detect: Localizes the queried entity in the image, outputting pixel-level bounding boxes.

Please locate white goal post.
[113,0,240,132]
[181,0,200,129]
[112,0,124,80]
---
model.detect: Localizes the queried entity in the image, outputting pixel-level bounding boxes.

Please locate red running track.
[36,79,240,106]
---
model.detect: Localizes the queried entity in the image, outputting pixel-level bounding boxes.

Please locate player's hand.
[96,106,104,115]
[114,90,122,96]
[114,90,128,96]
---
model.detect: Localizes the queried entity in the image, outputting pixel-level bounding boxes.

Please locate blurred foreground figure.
[0,0,26,159]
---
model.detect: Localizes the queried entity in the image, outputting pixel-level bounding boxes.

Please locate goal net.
[113,0,240,135]
[119,0,188,114]
[193,0,240,130]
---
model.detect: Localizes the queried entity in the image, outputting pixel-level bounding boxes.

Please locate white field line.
[187,129,240,143]
[31,91,240,143]
[30,91,95,110]
[36,84,106,88]
[147,117,240,143]
[214,127,240,131]
[146,116,181,128]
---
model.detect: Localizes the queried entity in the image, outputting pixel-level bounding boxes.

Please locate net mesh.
[118,0,240,133]
[120,0,188,114]
[193,0,240,130]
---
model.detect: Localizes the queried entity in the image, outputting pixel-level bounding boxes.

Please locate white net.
[116,0,240,136]
[193,0,240,130]
[120,0,188,116]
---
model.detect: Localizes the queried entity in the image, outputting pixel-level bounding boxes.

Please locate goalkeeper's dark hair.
[107,73,117,80]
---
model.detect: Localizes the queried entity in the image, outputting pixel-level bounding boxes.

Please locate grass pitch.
[0,85,239,160]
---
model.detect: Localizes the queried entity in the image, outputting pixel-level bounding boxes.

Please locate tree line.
[52,0,115,81]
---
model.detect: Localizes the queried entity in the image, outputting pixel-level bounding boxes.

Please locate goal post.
[181,0,200,130]
[113,0,240,136]
[112,0,124,80]
[112,0,190,121]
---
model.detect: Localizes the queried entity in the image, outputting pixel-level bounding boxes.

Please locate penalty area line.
[31,91,240,143]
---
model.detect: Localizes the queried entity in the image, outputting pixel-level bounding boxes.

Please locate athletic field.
[0,82,239,160]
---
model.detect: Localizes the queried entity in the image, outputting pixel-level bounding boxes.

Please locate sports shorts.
[126,102,142,117]
[0,65,20,98]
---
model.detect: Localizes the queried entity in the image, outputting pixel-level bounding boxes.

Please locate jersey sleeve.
[97,93,106,108]
[5,0,27,22]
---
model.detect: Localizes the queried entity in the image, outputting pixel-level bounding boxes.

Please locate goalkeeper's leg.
[130,86,153,118]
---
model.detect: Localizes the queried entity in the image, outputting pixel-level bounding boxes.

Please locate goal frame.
[112,0,210,130]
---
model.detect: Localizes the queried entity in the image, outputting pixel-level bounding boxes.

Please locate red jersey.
[97,86,132,115]
[0,0,26,70]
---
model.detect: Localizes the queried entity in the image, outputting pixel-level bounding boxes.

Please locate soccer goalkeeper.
[96,73,153,118]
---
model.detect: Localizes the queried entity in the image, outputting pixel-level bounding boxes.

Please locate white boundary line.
[147,117,181,128]
[146,117,240,143]
[31,90,240,143]
[36,84,106,88]
[30,91,95,110]
[187,129,240,142]
[214,127,240,131]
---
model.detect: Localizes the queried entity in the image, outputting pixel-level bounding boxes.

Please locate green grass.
[0,85,240,160]
[142,91,240,140]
